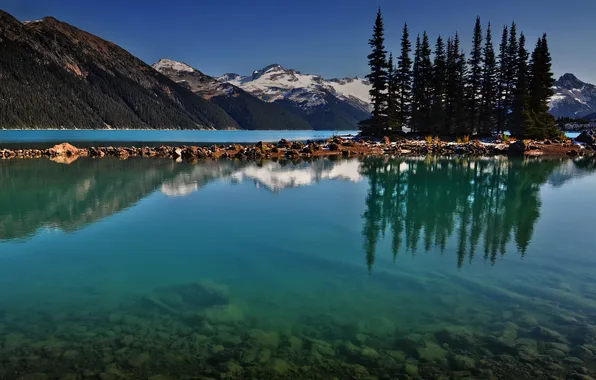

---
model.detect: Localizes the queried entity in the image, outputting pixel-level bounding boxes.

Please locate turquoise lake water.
[0,156,595,379]
[0,130,357,148]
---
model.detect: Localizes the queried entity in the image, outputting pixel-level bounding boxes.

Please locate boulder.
[576,131,595,144]
[328,143,340,151]
[507,141,526,155]
[382,136,391,145]
[49,143,78,157]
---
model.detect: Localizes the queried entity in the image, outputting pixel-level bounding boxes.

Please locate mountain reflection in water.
[0,156,594,269]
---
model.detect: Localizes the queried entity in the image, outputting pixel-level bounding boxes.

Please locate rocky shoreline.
[1,136,594,162]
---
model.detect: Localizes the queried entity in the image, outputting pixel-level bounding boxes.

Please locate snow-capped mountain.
[152,58,234,98]
[549,73,596,119]
[154,59,370,130]
[153,59,313,130]
[218,64,372,114]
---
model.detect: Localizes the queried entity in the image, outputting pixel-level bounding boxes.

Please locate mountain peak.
[152,58,195,73]
[252,64,287,79]
[557,73,585,89]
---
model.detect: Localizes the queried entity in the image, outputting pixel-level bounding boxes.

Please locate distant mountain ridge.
[549,73,596,119]
[217,64,371,130]
[156,59,371,130]
[152,59,313,130]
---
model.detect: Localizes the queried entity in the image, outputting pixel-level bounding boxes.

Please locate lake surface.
[0,130,357,148]
[1,156,595,379]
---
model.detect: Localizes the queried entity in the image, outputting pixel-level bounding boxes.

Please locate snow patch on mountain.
[217,64,372,113]
[549,73,596,118]
[153,58,195,73]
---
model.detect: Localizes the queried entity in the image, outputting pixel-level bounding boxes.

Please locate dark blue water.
[0,156,595,379]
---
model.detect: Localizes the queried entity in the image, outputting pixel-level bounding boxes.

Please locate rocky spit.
[0,137,594,163]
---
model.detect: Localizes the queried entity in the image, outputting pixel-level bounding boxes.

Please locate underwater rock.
[573,345,594,361]
[533,326,569,343]
[58,374,78,380]
[210,344,225,355]
[21,374,49,380]
[404,361,419,376]
[62,349,79,360]
[359,347,380,364]
[220,360,243,376]
[517,346,539,362]
[452,354,476,370]
[128,352,150,368]
[257,348,272,364]
[148,376,173,380]
[199,304,244,325]
[435,327,475,349]
[266,358,291,374]
[339,340,361,357]
[546,348,567,359]
[416,341,448,363]
[247,329,280,349]
[546,342,571,353]
[144,281,230,316]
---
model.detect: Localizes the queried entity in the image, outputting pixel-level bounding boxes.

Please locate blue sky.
[3,0,595,83]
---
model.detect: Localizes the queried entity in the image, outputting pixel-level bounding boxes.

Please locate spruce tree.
[431,35,447,135]
[466,17,483,134]
[362,8,389,136]
[396,23,412,128]
[524,34,557,138]
[386,53,400,131]
[453,33,468,135]
[510,33,529,136]
[480,22,497,135]
[496,25,508,134]
[504,22,519,130]
[411,35,423,133]
[445,37,456,134]
[420,32,434,134]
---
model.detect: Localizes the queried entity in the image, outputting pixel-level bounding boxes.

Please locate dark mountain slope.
[0,11,238,129]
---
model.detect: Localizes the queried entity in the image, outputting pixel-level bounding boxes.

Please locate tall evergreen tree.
[386,53,400,130]
[466,17,483,134]
[419,32,434,134]
[480,22,497,135]
[504,22,519,130]
[510,33,529,136]
[431,35,447,135]
[446,33,468,135]
[496,25,509,134]
[361,8,389,136]
[524,34,558,138]
[396,23,413,128]
[411,35,423,133]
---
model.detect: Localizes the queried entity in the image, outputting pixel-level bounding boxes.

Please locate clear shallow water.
[0,130,357,148]
[0,157,596,379]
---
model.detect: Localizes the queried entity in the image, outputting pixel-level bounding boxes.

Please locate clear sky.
[3,0,595,83]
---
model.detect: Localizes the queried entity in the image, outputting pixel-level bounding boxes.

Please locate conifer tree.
[480,22,497,135]
[524,34,557,138]
[361,8,389,135]
[466,17,483,134]
[446,32,468,135]
[411,35,423,133]
[511,33,529,136]
[504,22,519,130]
[386,53,400,130]
[496,25,509,133]
[396,23,412,128]
[419,32,433,134]
[431,35,447,135]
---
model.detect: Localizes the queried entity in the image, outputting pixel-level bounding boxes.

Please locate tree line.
[362,9,559,139]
